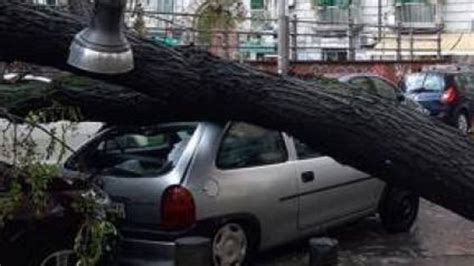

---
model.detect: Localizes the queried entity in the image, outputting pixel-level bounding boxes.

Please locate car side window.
[348,77,376,94]
[455,74,470,93]
[465,74,474,93]
[371,78,398,101]
[216,123,288,169]
[294,138,322,160]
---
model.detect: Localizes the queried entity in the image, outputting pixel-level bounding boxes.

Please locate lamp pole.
[278,0,289,76]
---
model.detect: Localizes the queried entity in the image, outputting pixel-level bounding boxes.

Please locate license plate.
[109,202,126,219]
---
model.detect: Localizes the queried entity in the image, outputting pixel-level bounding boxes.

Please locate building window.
[158,0,174,12]
[251,0,265,10]
[396,0,426,3]
[396,0,434,23]
[322,49,347,61]
[314,0,351,7]
[34,0,57,5]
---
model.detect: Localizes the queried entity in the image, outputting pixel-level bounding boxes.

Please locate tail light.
[161,185,196,230]
[441,87,457,104]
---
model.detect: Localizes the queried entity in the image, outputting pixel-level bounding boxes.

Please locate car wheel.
[212,223,251,266]
[379,187,419,233]
[38,250,77,266]
[29,240,76,266]
[456,113,470,135]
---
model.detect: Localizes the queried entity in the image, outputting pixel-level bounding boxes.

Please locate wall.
[251,60,446,82]
[443,0,474,32]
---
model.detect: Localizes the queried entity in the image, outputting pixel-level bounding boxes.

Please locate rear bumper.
[431,109,456,125]
[118,238,175,266]
[115,216,246,265]
[116,223,210,265]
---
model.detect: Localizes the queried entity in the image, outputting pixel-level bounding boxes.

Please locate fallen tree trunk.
[1,1,474,221]
[0,76,170,123]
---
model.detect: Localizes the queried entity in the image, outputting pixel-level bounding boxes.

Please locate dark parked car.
[0,180,118,266]
[400,70,474,134]
[337,74,430,115]
[0,162,88,266]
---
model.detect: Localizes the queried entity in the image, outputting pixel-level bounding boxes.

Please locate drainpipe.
[378,0,382,40]
[278,0,290,76]
[435,0,443,26]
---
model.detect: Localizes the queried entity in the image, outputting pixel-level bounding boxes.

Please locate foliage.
[196,0,246,44]
[0,79,118,265]
[73,189,119,266]
[132,2,147,39]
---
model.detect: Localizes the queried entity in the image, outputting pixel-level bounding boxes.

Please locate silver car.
[63,121,419,265]
[337,74,430,115]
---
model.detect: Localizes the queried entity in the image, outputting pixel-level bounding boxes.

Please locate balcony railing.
[318,6,349,24]
[316,6,360,35]
[398,3,436,28]
[250,10,273,30]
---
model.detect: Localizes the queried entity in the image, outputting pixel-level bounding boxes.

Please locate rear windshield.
[402,73,445,93]
[65,124,197,178]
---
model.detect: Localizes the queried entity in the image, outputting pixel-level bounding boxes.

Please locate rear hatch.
[62,123,202,228]
[402,72,446,115]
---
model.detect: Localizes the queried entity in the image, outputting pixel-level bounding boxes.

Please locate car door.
[192,122,299,249]
[456,73,474,117]
[290,137,383,230]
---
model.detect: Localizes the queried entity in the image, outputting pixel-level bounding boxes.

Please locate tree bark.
[1,1,474,221]
[68,0,93,18]
[0,76,170,123]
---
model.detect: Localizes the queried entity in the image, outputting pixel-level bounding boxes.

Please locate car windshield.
[402,73,445,93]
[65,124,197,177]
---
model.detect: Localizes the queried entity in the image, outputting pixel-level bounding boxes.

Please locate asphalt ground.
[255,200,474,266]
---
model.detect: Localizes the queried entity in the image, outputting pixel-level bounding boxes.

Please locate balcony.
[316,6,359,36]
[397,3,438,30]
[318,6,349,24]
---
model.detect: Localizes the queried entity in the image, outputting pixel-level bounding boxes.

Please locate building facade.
[38,0,474,61]
[134,0,474,60]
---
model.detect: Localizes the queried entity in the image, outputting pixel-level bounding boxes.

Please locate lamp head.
[68,0,134,74]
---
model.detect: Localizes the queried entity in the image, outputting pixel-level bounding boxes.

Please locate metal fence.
[132,11,442,62]
[30,2,442,63]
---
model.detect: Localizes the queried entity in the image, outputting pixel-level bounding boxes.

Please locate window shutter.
[251,0,265,10]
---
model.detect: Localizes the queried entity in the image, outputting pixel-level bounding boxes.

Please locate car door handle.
[301,171,315,183]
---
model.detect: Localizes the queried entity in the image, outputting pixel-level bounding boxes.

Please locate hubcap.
[458,114,469,134]
[40,250,76,266]
[212,223,248,266]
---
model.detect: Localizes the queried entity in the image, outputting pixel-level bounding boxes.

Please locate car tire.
[378,187,419,233]
[211,222,256,266]
[456,112,470,135]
